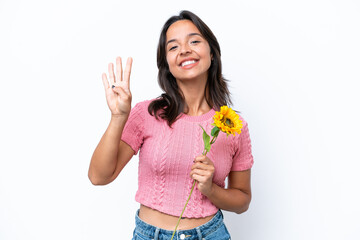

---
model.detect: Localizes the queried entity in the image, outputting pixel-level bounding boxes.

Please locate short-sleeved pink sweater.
[121,100,253,218]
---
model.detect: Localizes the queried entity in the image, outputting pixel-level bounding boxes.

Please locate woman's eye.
[169,46,177,51]
[191,40,200,44]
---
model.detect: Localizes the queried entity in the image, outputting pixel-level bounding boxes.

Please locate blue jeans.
[132,209,231,240]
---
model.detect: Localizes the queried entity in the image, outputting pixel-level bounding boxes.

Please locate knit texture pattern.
[121,100,254,218]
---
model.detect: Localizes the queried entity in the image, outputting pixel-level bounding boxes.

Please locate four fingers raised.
[103,57,133,90]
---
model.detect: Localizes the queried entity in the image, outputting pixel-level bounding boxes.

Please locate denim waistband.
[134,209,224,240]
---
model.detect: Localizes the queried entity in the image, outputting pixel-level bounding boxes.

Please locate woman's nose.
[179,44,191,54]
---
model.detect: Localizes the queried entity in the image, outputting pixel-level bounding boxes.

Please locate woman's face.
[165,20,212,82]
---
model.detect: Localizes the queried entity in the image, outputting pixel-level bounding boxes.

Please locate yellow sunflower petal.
[213,106,243,136]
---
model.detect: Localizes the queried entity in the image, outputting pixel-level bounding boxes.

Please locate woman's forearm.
[88,114,129,185]
[206,184,251,214]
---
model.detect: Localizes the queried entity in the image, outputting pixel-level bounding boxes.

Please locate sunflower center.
[224,118,234,128]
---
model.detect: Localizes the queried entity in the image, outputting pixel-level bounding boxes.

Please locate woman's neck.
[184,98,211,116]
[176,77,211,116]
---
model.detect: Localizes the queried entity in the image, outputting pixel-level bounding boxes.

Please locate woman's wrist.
[111,113,129,122]
[107,114,129,133]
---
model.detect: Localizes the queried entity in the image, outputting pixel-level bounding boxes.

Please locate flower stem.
[170,180,196,240]
[170,135,215,240]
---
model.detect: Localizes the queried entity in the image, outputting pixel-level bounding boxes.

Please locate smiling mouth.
[180,60,199,67]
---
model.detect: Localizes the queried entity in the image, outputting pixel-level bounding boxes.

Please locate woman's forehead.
[166,20,201,40]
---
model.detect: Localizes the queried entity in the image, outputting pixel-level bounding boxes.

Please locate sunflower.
[213,106,243,136]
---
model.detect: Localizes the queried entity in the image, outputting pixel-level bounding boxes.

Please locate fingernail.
[112,85,115,88]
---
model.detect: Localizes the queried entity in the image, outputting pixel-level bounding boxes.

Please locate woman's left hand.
[190,155,215,197]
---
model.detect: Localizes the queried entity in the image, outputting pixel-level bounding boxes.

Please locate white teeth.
[181,60,196,67]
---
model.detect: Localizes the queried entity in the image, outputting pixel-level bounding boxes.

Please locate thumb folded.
[111,85,128,96]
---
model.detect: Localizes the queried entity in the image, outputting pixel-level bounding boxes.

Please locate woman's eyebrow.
[166,39,177,46]
[188,33,202,38]
[166,33,203,46]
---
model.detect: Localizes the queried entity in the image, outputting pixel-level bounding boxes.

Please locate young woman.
[88,10,254,240]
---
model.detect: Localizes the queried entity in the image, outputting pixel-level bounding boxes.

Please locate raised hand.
[102,57,133,117]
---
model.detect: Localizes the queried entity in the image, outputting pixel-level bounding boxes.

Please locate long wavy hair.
[148,10,232,127]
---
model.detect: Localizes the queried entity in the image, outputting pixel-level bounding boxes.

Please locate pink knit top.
[121,100,254,218]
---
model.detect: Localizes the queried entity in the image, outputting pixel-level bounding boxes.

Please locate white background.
[1,0,359,239]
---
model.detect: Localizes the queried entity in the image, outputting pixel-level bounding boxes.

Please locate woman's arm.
[88,116,134,185]
[190,155,252,214]
[207,170,251,214]
[88,57,134,185]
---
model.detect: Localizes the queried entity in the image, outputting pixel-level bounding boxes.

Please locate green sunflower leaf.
[199,125,211,152]
[211,126,220,137]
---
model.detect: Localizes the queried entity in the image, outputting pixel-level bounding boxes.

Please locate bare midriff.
[139,204,216,230]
